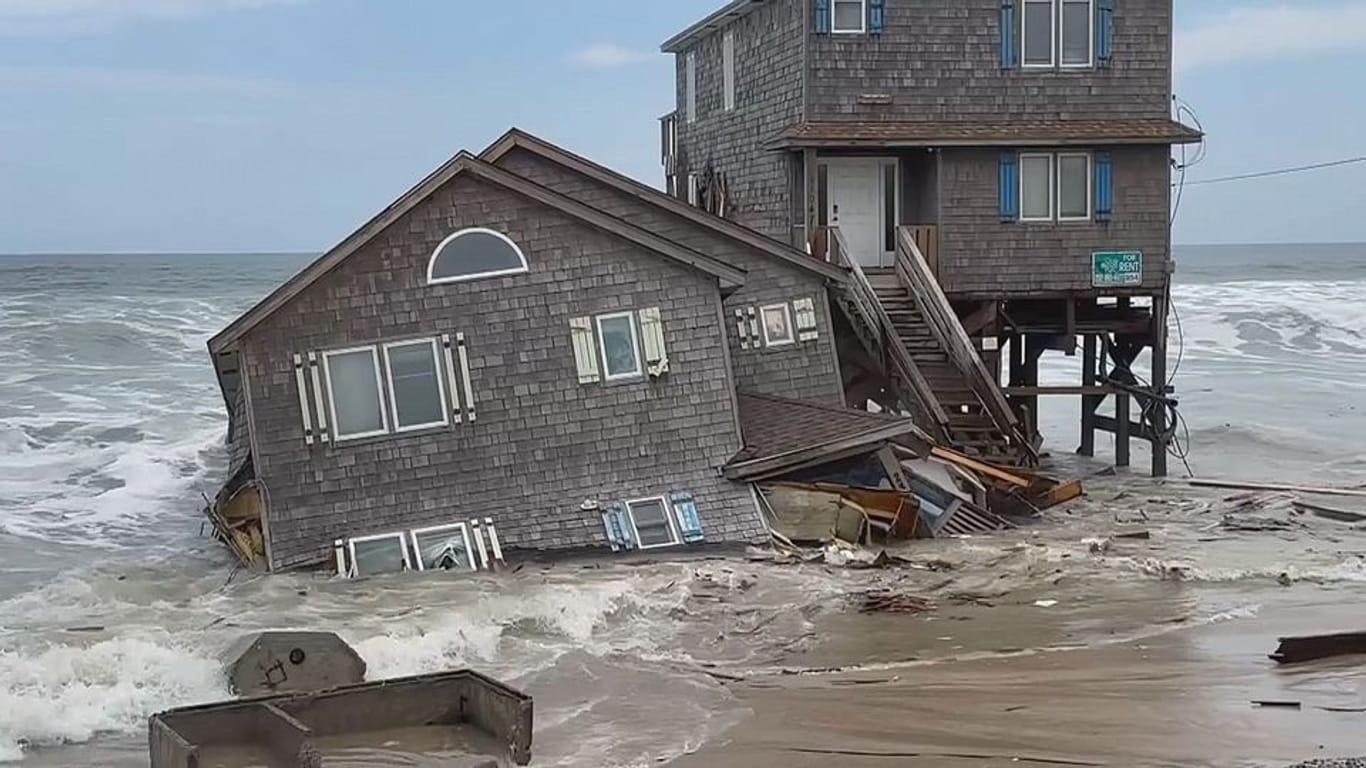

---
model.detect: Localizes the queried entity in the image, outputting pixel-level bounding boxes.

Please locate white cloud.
[0,0,296,34]
[570,43,651,69]
[1177,3,1366,73]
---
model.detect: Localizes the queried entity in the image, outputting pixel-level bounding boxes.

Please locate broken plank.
[1184,479,1366,499]
[1293,499,1366,524]
[1270,632,1366,664]
[930,446,1031,489]
[1034,478,1085,509]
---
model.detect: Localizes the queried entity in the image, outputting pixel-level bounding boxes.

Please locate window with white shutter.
[793,297,820,341]
[638,307,669,377]
[570,316,601,383]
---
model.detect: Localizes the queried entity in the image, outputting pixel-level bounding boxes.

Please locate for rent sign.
[1092,251,1143,287]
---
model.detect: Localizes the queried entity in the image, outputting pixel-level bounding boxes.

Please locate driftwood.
[1293,499,1366,524]
[857,591,934,615]
[1185,478,1366,499]
[1270,632,1366,664]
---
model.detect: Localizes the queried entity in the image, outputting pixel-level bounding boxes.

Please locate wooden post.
[1064,298,1077,357]
[1115,392,1131,468]
[1150,295,1170,477]
[802,148,818,249]
[1024,336,1042,440]
[1080,333,1097,457]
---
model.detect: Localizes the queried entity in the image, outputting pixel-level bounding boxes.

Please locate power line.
[1182,155,1366,187]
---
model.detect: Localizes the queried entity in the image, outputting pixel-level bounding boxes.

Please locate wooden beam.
[1094,414,1157,442]
[1080,333,1097,458]
[1003,385,1114,397]
[1181,479,1366,499]
[1115,393,1130,467]
[929,446,1031,489]
[1151,295,1170,478]
[1064,299,1077,357]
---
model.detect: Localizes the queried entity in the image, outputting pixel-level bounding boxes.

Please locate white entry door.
[824,158,897,268]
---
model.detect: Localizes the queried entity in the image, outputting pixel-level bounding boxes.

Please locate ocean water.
[0,245,1364,765]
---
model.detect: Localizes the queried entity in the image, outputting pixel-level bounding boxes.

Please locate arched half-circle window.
[426,228,529,285]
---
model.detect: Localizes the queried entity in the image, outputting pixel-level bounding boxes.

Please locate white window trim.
[760,303,795,347]
[346,532,411,578]
[1056,152,1093,222]
[626,496,681,550]
[382,338,450,434]
[1059,0,1095,69]
[427,227,529,285]
[831,0,868,34]
[685,52,697,123]
[596,311,643,381]
[408,523,476,573]
[1018,153,1056,223]
[722,30,736,112]
[322,345,390,442]
[1021,0,1056,68]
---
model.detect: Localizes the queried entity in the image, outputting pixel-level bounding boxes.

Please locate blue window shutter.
[602,502,636,551]
[814,0,831,34]
[1095,151,1113,221]
[671,491,706,544]
[1096,0,1114,67]
[999,153,1019,222]
[869,0,885,34]
[1000,0,1017,69]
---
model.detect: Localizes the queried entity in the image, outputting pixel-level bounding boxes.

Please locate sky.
[1,0,1364,253]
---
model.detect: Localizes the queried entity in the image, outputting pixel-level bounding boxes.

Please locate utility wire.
[1182,155,1366,187]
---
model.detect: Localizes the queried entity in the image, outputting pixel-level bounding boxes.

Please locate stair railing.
[831,227,952,443]
[895,227,1035,460]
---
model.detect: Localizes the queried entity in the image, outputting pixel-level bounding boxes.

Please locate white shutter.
[441,334,462,424]
[292,353,315,445]
[307,351,330,443]
[747,306,761,348]
[570,316,600,383]
[794,297,820,342]
[456,332,475,423]
[734,308,750,350]
[639,307,669,377]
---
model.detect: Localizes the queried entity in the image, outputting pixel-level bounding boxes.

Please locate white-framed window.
[323,346,389,441]
[427,228,528,285]
[383,339,448,433]
[761,303,795,347]
[409,523,476,572]
[1019,152,1093,223]
[596,311,642,380]
[1023,0,1093,68]
[1056,153,1092,220]
[832,0,867,33]
[347,532,411,578]
[627,496,680,549]
[722,30,736,112]
[1019,153,1055,222]
[685,51,697,123]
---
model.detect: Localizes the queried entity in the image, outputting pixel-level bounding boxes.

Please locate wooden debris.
[1114,529,1151,540]
[1293,499,1366,524]
[1270,632,1366,665]
[1252,700,1302,709]
[1035,479,1085,509]
[856,591,934,615]
[1185,478,1366,499]
[930,446,1031,489]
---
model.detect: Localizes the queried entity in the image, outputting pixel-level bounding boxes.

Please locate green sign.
[1092,251,1143,287]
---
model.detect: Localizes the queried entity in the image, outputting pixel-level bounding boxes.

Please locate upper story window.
[1019,152,1092,223]
[722,30,736,112]
[596,312,643,380]
[1023,0,1093,68]
[427,228,528,284]
[685,51,697,123]
[832,0,866,34]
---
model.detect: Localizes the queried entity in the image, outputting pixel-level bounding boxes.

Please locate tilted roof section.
[661,0,768,53]
[480,128,846,283]
[768,118,1205,149]
[726,392,931,480]
[208,153,746,354]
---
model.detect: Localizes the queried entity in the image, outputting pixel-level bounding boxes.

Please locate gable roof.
[725,392,931,480]
[208,152,746,354]
[661,0,767,53]
[479,128,847,284]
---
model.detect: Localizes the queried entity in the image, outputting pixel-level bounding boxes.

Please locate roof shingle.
[768,118,1203,149]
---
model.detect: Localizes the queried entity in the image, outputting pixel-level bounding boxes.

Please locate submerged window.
[409,523,475,572]
[384,339,447,432]
[832,0,866,33]
[348,533,411,577]
[628,497,680,549]
[323,347,388,441]
[597,312,642,380]
[427,228,528,284]
[761,303,794,347]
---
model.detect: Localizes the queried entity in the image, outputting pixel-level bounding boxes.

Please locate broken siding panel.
[240,176,762,570]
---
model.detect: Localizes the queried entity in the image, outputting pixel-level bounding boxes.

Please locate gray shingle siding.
[240,174,765,571]
[673,0,805,241]
[938,145,1171,297]
[496,147,844,405]
[806,0,1173,122]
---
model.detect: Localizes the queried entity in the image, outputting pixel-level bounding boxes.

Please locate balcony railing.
[904,224,940,278]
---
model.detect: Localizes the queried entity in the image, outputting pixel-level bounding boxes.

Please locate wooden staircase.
[827,226,1035,465]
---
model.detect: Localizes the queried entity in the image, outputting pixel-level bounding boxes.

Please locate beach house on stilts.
[660,0,1201,474]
